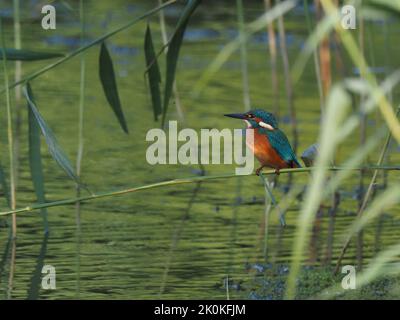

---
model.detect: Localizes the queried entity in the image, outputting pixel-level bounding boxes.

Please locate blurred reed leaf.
[324,126,387,196]
[60,0,74,12]
[361,0,400,19]
[0,48,64,61]
[24,84,81,186]
[291,10,339,85]
[318,241,400,299]
[344,70,400,115]
[27,84,48,233]
[321,0,400,144]
[285,84,352,299]
[162,0,201,125]
[99,42,128,134]
[144,24,162,121]
[345,183,400,243]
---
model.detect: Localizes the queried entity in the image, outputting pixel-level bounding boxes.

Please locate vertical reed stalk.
[13,0,22,186]
[0,19,17,238]
[334,108,400,274]
[381,22,391,188]
[332,0,345,79]
[76,0,86,183]
[304,0,324,112]
[75,0,86,298]
[276,0,297,153]
[158,0,185,122]
[315,0,331,99]
[324,191,340,264]
[236,0,251,110]
[263,0,279,116]
[356,15,366,270]
[314,0,333,265]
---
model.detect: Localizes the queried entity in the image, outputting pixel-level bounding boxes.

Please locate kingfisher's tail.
[290,158,302,168]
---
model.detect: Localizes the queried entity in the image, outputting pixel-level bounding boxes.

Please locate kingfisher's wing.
[266,129,301,167]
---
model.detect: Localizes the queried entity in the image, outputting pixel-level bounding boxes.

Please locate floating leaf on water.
[162,0,201,125]
[24,84,81,186]
[144,23,162,121]
[26,83,49,233]
[99,42,128,133]
[0,48,64,61]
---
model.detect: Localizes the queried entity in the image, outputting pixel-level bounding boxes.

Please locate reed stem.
[13,0,22,187]
[158,0,185,122]
[264,0,280,116]
[0,19,17,238]
[0,166,398,217]
[76,0,86,180]
[334,110,400,274]
[236,0,251,110]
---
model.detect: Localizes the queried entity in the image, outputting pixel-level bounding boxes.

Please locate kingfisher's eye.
[246,114,254,118]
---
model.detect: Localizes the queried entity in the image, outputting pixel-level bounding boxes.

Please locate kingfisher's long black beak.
[224,113,246,120]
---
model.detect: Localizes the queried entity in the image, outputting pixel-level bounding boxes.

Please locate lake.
[0,0,399,299]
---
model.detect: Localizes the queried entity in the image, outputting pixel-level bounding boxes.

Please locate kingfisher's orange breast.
[246,128,288,169]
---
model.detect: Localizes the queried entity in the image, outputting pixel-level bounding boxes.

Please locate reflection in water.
[7,238,15,300]
[159,182,202,296]
[27,233,48,300]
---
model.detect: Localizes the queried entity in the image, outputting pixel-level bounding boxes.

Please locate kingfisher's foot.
[275,168,280,176]
[255,166,265,176]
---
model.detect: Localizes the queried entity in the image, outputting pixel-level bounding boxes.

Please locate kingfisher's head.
[224,109,278,130]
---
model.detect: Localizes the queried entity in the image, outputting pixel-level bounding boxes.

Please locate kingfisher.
[225,109,301,175]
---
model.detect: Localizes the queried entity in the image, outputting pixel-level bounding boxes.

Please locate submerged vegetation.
[0,0,400,299]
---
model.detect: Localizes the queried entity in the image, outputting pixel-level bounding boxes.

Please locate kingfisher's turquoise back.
[259,127,301,167]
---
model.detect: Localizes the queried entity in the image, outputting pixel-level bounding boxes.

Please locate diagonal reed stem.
[0,166,398,217]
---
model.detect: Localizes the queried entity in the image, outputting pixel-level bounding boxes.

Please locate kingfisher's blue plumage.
[225,109,301,174]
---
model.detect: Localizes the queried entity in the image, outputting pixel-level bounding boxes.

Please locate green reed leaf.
[27,84,48,233]
[24,84,81,186]
[161,0,201,125]
[285,84,352,299]
[144,23,162,121]
[0,48,64,61]
[99,42,128,134]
